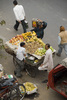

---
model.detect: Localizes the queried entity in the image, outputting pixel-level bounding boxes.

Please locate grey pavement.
[0,0,67,100]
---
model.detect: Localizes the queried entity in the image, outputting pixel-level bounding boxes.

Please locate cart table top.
[4,41,56,60]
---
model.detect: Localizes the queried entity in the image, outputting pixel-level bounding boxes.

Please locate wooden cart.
[4,42,44,77]
[4,41,56,78]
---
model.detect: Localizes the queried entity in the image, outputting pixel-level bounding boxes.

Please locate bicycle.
[0,77,26,100]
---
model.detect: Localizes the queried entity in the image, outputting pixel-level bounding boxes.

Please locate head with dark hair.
[13,0,18,5]
[20,42,25,47]
[60,26,65,32]
[45,43,50,50]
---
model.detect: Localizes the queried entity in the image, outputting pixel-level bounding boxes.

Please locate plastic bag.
[24,20,29,29]
[23,82,38,95]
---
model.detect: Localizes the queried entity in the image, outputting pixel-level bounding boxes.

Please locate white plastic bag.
[23,82,38,95]
[24,20,29,29]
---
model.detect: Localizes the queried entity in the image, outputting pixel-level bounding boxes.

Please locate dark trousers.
[16,58,24,71]
[14,57,25,76]
[14,20,26,33]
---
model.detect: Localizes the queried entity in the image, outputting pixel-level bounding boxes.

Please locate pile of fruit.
[22,31,37,43]
[9,31,46,54]
[37,38,45,46]
[22,31,36,37]
[9,31,45,47]
[9,31,55,56]
[35,46,54,56]
[9,31,37,45]
[35,48,46,56]
[25,40,45,54]
[9,35,24,46]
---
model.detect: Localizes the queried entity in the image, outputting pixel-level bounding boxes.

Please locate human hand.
[24,59,26,63]
[40,64,44,67]
[17,20,21,23]
[37,19,42,22]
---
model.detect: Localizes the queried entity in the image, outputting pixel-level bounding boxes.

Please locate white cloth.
[13,5,25,21]
[16,46,26,61]
[38,65,48,70]
[38,49,53,73]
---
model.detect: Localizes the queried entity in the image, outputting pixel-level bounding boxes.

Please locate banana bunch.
[32,31,36,36]
[31,35,38,41]
[37,39,45,46]
[22,32,32,37]
[26,38,34,42]
[22,32,31,40]
[22,31,36,41]
[26,35,37,43]
[24,82,37,92]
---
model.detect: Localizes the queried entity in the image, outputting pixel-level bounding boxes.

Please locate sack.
[24,20,29,29]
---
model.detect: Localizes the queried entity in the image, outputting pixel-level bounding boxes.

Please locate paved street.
[0,0,67,100]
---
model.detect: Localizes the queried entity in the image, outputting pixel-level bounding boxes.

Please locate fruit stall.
[4,31,56,77]
[4,31,55,58]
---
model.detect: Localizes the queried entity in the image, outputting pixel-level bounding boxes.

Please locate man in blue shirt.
[31,19,47,39]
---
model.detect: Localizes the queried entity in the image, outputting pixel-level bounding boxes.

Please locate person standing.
[14,42,27,78]
[38,44,53,83]
[13,0,26,33]
[31,19,47,39]
[56,26,67,57]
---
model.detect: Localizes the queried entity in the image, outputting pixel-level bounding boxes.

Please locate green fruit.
[50,46,54,52]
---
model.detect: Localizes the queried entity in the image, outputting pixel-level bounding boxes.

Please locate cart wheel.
[9,84,26,100]
[26,65,36,78]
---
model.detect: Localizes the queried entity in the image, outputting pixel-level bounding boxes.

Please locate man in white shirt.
[16,43,26,61]
[14,42,26,78]
[13,0,26,33]
[38,44,53,83]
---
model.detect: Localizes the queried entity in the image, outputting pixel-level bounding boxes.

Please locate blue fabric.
[58,36,61,45]
[58,44,67,56]
[31,21,47,39]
